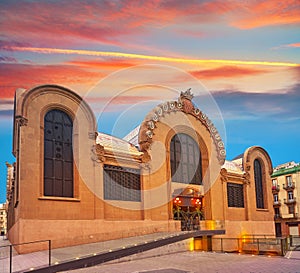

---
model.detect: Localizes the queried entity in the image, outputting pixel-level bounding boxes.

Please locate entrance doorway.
[172,188,204,231]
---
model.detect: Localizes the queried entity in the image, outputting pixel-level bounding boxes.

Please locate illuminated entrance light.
[174,197,182,204]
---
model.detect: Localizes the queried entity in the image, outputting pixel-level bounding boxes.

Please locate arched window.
[44,109,73,197]
[254,159,264,208]
[170,133,202,185]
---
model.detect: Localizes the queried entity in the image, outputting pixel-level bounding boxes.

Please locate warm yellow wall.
[15,86,99,222]
[8,86,277,252]
[243,147,274,222]
[144,110,222,221]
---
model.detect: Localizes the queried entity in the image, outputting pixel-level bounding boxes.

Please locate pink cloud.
[66,59,139,69]
[0,0,298,51]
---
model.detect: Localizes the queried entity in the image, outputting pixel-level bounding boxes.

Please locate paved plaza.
[63,251,300,273]
[1,235,300,273]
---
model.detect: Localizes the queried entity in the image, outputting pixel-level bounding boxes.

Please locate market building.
[6,85,275,253]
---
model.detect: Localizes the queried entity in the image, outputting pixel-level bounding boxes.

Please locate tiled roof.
[96,132,142,156]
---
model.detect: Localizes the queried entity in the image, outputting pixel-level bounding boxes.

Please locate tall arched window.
[254,159,264,208]
[170,133,202,185]
[44,109,73,197]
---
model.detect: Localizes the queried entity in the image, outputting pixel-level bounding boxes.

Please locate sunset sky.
[0,0,299,203]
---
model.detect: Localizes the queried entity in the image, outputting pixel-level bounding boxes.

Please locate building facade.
[272,162,300,237]
[0,203,7,236]
[6,85,275,252]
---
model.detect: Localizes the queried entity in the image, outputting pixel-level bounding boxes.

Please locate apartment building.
[272,161,300,236]
[0,203,7,236]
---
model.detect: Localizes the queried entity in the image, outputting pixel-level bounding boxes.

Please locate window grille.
[170,133,202,185]
[103,165,141,202]
[254,159,264,209]
[44,110,73,197]
[227,183,244,208]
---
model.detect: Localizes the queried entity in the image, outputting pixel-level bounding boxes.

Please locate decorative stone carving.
[243,172,250,185]
[138,88,227,165]
[91,144,105,162]
[220,168,228,183]
[141,151,151,163]
[180,88,194,101]
[16,115,28,126]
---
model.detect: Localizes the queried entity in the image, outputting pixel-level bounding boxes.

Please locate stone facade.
[7,85,275,253]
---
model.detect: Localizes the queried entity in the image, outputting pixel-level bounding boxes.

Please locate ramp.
[26,230,225,273]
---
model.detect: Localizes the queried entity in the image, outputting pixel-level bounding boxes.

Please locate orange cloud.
[284,43,300,48]
[0,63,103,99]
[190,66,270,79]
[230,0,300,29]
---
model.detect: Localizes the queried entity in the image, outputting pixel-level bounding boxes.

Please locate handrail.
[1,239,51,273]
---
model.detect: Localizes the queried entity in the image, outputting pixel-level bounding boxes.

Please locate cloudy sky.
[0,0,299,203]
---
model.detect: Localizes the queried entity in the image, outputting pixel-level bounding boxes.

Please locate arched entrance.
[172,187,204,231]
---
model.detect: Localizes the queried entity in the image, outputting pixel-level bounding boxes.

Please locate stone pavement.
[62,251,300,273]
[0,234,300,273]
[0,232,183,272]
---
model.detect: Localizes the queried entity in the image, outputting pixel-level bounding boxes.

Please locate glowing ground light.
[189,238,194,251]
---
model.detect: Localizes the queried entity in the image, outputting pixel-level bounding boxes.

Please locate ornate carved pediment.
[180,88,194,101]
[138,88,226,165]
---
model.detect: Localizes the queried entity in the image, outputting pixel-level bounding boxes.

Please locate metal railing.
[272,185,280,192]
[284,197,297,204]
[0,240,51,273]
[208,237,287,256]
[283,182,295,190]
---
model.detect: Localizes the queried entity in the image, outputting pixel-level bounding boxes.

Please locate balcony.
[274,213,282,220]
[284,197,296,205]
[283,182,295,190]
[272,184,280,193]
[273,200,281,206]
